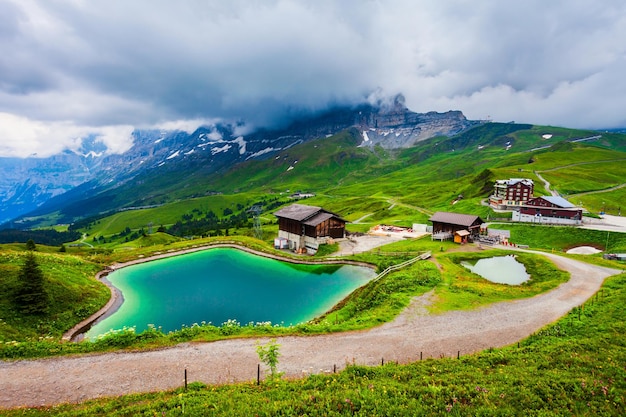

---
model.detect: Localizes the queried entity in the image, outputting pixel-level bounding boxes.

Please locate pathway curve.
[568,182,626,198]
[0,252,621,409]
[534,171,560,197]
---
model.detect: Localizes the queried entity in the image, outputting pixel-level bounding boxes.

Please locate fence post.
[184,368,188,391]
[257,364,260,385]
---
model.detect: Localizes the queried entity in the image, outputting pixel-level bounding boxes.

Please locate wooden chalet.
[429,211,484,243]
[512,196,582,225]
[274,204,346,253]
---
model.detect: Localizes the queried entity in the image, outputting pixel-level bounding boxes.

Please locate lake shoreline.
[62,242,376,342]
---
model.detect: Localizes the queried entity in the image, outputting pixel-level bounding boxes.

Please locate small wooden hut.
[274,204,346,253]
[429,211,484,243]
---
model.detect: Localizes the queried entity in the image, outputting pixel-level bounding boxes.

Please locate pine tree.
[25,239,36,251]
[15,252,49,315]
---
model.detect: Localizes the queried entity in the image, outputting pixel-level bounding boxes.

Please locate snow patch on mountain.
[166,150,180,160]
[233,136,246,155]
[246,147,277,160]
[82,151,104,158]
[155,131,167,144]
[211,144,231,155]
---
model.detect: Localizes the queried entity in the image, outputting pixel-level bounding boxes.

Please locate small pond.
[85,248,375,339]
[462,255,529,285]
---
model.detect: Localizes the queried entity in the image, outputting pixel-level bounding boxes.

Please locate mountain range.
[1,96,479,227]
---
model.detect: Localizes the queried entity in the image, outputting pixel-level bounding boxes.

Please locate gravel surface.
[0,251,621,409]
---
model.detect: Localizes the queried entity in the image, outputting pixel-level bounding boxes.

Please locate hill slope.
[5,116,626,238]
[2,98,478,227]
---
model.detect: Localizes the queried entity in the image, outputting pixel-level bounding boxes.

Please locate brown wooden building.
[512,196,582,225]
[274,204,346,253]
[429,211,484,243]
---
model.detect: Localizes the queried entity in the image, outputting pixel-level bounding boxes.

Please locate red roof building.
[512,196,582,225]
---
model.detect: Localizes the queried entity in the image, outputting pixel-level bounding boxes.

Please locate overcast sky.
[1,0,625,158]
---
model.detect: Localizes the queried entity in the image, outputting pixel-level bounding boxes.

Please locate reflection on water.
[462,255,529,285]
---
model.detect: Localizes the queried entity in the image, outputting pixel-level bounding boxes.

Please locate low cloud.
[0,113,134,158]
[1,0,625,157]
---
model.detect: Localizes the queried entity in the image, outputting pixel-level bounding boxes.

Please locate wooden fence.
[372,251,432,282]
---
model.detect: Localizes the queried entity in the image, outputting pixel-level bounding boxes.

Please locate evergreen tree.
[25,239,36,251]
[15,252,49,315]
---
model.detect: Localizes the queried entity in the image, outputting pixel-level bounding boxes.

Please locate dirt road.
[0,252,621,409]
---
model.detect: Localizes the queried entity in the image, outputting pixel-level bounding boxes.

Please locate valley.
[1,116,626,415]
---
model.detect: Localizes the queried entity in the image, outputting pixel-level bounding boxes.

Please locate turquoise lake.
[85,248,376,338]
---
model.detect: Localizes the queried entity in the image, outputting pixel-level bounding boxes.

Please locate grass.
[498,223,626,253]
[5,272,625,416]
[80,193,267,237]
[432,250,570,313]
[538,160,626,195]
[314,260,441,329]
[578,187,626,217]
[0,250,107,341]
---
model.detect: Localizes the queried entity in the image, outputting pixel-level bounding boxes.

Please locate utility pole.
[248,205,263,240]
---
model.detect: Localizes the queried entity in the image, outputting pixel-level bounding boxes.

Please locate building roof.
[455,230,470,236]
[274,203,323,221]
[274,203,346,224]
[303,212,336,227]
[538,196,576,208]
[495,178,534,187]
[429,211,483,227]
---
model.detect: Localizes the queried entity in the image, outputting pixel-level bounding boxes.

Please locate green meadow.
[24,124,623,249]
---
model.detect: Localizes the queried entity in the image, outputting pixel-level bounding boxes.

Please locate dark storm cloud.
[0,0,625,157]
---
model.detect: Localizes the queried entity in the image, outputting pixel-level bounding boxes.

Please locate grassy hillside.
[11,122,626,240]
[0,249,107,340]
[208,129,395,194]
[37,122,621,247]
[7,272,625,416]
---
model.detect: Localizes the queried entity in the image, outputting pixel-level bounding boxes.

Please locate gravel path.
[0,252,621,409]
